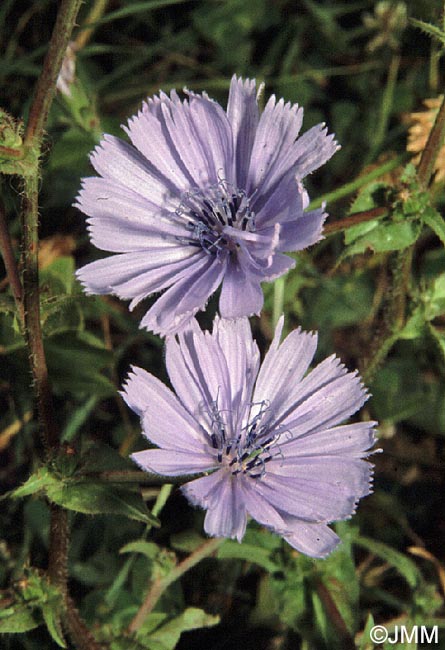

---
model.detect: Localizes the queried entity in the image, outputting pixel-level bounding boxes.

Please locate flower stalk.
[128,537,225,634]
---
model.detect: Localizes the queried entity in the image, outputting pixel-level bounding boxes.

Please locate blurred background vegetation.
[1,1,445,648]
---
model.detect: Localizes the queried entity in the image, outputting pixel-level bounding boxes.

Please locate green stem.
[272,276,285,328]
[308,154,409,210]
[366,54,400,164]
[128,537,225,634]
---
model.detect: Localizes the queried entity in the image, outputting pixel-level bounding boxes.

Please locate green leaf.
[9,467,56,499]
[342,221,420,259]
[353,536,421,588]
[41,604,66,648]
[217,540,279,572]
[61,395,98,443]
[120,540,160,559]
[45,332,114,398]
[306,273,374,328]
[423,208,445,248]
[358,612,376,650]
[136,608,219,650]
[10,465,159,525]
[0,604,39,633]
[46,480,160,526]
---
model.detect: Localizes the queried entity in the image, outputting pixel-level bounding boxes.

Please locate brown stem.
[21,173,59,451]
[24,0,84,148]
[83,470,186,484]
[324,207,388,236]
[65,595,105,650]
[417,92,445,187]
[314,579,355,650]
[128,537,225,634]
[20,3,105,648]
[48,504,69,592]
[0,202,24,322]
[0,144,24,159]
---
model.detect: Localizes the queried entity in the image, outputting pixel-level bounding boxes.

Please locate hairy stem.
[20,2,103,649]
[21,173,59,451]
[128,537,225,634]
[65,595,105,650]
[324,207,387,236]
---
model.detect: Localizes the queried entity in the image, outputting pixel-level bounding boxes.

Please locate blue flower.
[76,76,338,336]
[122,317,376,558]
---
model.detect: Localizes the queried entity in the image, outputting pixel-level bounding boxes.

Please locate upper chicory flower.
[122,316,376,558]
[76,76,338,336]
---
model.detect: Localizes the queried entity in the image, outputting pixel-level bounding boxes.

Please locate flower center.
[206,398,279,479]
[176,183,256,256]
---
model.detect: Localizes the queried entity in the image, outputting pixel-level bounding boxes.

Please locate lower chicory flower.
[122,317,377,558]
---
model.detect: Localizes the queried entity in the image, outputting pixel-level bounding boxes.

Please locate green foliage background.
[1,1,445,649]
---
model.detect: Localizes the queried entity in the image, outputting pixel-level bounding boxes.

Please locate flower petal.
[183,472,247,541]
[140,255,226,335]
[246,95,303,196]
[124,92,194,193]
[271,357,368,435]
[277,208,326,253]
[76,247,198,302]
[121,366,206,451]
[226,76,259,188]
[131,449,215,476]
[219,258,264,318]
[253,327,318,426]
[90,135,177,208]
[257,456,372,521]
[283,519,341,558]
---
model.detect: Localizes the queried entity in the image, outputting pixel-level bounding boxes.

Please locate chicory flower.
[122,317,376,558]
[76,77,338,335]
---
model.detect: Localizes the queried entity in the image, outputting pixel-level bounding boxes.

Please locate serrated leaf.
[410,17,445,46]
[9,467,56,499]
[0,604,39,633]
[353,536,421,588]
[424,208,445,248]
[46,480,160,526]
[41,604,66,648]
